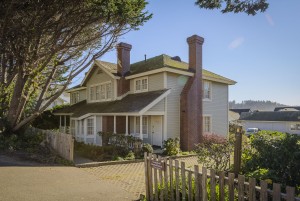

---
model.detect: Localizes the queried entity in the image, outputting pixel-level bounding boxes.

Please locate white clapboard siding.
[166,73,188,139]
[203,81,229,136]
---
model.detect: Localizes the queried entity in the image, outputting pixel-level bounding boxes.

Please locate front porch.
[65,114,166,147]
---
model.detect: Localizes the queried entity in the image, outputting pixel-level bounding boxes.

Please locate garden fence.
[29,127,74,162]
[144,152,300,201]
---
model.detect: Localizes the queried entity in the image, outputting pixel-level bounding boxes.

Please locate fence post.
[286,186,295,201]
[194,165,200,201]
[148,153,153,201]
[202,167,207,201]
[181,162,186,200]
[144,152,150,200]
[234,128,242,175]
[272,183,281,201]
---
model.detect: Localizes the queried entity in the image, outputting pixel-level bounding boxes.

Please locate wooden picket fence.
[144,153,300,201]
[29,127,74,161]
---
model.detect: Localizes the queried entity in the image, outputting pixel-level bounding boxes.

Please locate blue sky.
[74,0,300,106]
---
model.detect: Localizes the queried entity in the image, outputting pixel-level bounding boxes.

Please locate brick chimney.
[180,35,204,151]
[116,42,132,96]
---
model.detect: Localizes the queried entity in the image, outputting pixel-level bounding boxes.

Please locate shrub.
[195,134,234,172]
[163,137,180,156]
[241,131,300,194]
[125,151,135,160]
[142,143,153,154]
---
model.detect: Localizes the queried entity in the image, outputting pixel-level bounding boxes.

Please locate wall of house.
[148,99,165,112]
[203,81,229,137]
[241,121,300,135]
[86,68,115,103]
[129,73,165,93]
[166,73,188,139]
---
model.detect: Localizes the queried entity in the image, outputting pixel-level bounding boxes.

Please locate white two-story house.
[54,34,236,151]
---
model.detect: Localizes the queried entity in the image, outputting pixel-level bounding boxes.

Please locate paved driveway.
[82,156,199,198]
[0,154,136,201]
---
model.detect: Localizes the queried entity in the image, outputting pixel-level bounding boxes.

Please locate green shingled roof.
[130,54,236,85]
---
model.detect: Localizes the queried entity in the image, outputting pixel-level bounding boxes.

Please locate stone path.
[82,155,199,198]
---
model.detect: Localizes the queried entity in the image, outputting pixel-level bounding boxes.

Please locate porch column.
[125,116,128,135]
[64,115,66,133]
[113,115,116,134]
[140,115,143,140]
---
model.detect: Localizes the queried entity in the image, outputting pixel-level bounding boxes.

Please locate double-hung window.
[135,77,148,92]
[87,118,94,135]
[203,81,211,100]
[90,82,112,101]
[203,116,211,133]
[71,92,79,104]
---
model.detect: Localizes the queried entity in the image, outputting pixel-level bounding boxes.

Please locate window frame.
[89,81,112,102]
[71,92,80,104]
[134,77,148,93]
[203,115,212,133]
[202,80,212,101]
[87,118,94,135]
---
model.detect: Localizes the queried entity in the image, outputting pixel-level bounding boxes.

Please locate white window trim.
[89,81,112,102]
[203,115,212,133]
[87,118,94,136]
[134,77,148,93]
[71,92,80,104]
[203,80,212,102]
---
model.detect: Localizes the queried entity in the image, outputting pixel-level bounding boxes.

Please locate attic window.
[97,69,103,74]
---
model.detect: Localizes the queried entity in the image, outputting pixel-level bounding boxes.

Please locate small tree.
[195,134,234,172]
[0,0,151,134]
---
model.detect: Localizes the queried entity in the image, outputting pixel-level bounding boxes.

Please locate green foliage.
[163,138,181,156]
[241,131,300,192]
[142,143,153,154]
[155,177,232,201]
[125,151,135,160]
[0,128,45,151]
[195,134,234,172]
[195,0,269,15]
[31,105,69,130]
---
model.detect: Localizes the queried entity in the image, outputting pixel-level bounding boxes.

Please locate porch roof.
[54,89,168,118]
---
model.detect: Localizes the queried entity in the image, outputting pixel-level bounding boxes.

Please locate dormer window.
[135,77,148,93]
[89,82,112,101]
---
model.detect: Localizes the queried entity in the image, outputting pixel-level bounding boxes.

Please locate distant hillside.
[229,100,287,111]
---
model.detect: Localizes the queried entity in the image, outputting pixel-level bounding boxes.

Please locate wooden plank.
[286,186,295,201]
[148,153,153,201]
[272,183,281,201]
[144,152,150,200]
[158,156,164,201]
[249,178,256,201]
[194,165,200,201]
[260,180,268,201]
[238,175,245,201]
[228,173,235,201]
[153,155,158,201]
[175,160,180,201]
[202,167,207,201]
[219,172,225,201]
[164,158,169,201]
[181,162,186,200]
[188,171,193,201]
[210,169,216,201]
[169,158,174,201]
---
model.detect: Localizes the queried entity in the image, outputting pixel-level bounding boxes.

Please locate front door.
[151,116,163,147]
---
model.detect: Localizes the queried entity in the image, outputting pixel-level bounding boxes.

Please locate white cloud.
[228,37,245,50]
[265,13,275,26]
